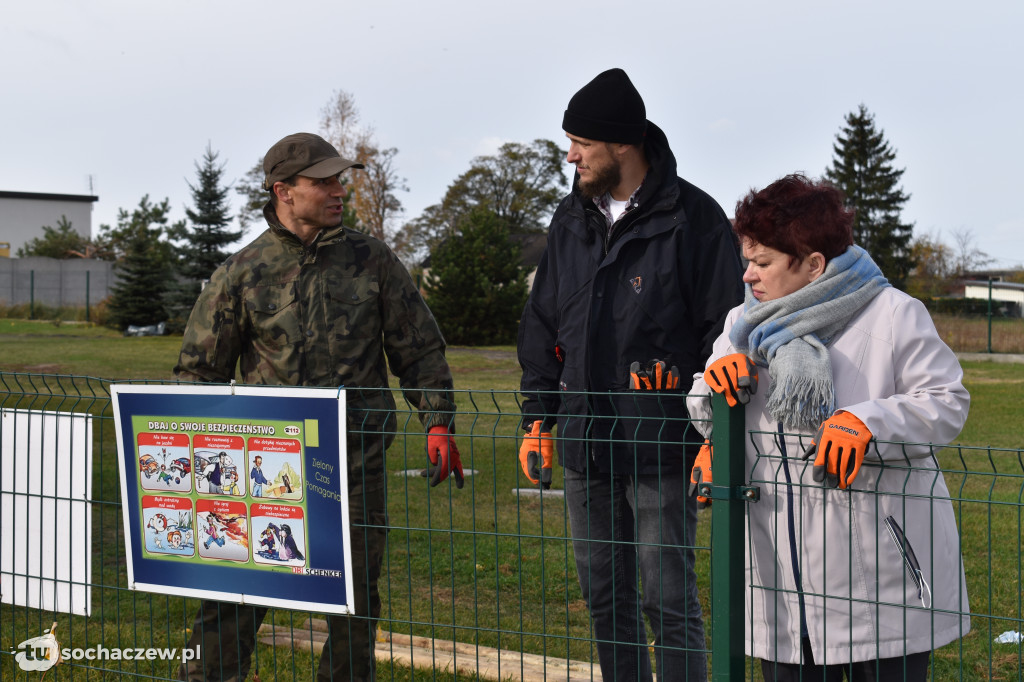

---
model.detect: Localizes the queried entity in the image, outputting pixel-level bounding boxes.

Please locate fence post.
[709,393,747,680]
[30,270,35,320]
[987,277,993,353]
[86,270,91,323]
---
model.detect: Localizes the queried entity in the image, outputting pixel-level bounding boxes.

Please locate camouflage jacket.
[174,203,455,431]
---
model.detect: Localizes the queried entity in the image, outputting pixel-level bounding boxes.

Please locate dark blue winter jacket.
[517,121,743,474]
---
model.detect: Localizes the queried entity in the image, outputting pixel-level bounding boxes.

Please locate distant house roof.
[963,279,1024,292]
[0,190,99,203]
[965,268,1024,281]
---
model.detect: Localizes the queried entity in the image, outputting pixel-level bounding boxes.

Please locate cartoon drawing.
[167,529,184,549]
[192,446,241,493]
[169,456,191,483]
[216,512,248,547]
[257,523,279,560]
[250,455,269,497]
[247,437,303,501]
[157,464,174,486]
[147,512,168,534]
[193,435,245,496]
[142,501,195,556]
[253,520,306,563]
[195,450,235,495]
[251,503,307,567]
[205,457,224,494]
[196,502,249,562]
[224,470,241,496]
[139,453,159,478]
[278,524,305,561]
[138,435,192,493]
[203,517,226,549]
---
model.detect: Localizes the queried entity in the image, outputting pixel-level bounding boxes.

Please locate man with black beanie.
[517,68,744,681]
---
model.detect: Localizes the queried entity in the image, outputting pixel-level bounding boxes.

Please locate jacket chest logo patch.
[630,276,643,294]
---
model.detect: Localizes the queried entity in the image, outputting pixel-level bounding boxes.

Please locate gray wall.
[0,257,115,307]
[0,192,98,256]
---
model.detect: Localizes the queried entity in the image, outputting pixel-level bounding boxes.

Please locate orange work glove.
[518,420,554,489]
[703,353,758,407]
[423,425,464,489]
[688,439,713,509]
[803,412,872,489]
[629,359,681,390]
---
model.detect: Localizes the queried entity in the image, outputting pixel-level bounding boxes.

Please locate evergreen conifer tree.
[825,105,915,289]
[16,215,90,258]
[167,144,241,328]
[423,208,529,345]
[105,196,177,330]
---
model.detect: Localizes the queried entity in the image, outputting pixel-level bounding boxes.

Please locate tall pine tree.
[105,196,178,331]
[167,144,241,328]
[825,104,915,289]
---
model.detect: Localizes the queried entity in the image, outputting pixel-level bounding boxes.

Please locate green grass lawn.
[1,321,1021,681]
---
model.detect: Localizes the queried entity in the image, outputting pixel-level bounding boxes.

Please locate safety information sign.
[112,384,354,615]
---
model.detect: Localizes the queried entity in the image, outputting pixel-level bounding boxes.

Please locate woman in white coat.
[686,174,970,681]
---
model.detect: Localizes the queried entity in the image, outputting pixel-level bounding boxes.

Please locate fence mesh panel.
[0,374,1019,681]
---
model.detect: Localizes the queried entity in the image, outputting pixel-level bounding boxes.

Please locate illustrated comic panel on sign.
[196,498,249,563]
[138,432,192,493]
[252,502,307,569]
[193,434,246,497]
[247,437,303,502]
[142,495,195,557]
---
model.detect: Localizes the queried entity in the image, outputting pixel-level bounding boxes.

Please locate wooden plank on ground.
[256,619,600,681]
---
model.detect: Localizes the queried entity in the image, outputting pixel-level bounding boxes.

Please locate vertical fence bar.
[709,393,746,681]
[86,270,91,322]
[987,278,993,353]
[29,270,35,319]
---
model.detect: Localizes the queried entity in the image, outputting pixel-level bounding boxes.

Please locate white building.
[0,190,99,257]
[963,280,1024,317]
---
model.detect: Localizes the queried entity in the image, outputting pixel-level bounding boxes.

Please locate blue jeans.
[564,466,707,682]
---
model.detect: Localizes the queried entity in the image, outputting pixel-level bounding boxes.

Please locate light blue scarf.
[729,245,890,431]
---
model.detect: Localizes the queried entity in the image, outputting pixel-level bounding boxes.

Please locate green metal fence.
[1,374,1021,681]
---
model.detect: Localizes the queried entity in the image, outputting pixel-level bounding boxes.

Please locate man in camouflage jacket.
[175,132,463,682]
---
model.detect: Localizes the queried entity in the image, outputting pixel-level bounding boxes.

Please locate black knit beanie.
[562,68,647,144]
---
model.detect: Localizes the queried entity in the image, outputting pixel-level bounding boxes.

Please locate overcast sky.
[3,0,1021,267]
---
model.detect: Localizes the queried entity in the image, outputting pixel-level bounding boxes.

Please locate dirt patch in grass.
[3,363,63,373]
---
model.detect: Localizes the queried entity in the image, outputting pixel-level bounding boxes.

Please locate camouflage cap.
[262,133,364,190]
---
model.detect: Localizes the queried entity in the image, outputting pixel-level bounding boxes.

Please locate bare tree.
[234,89,409,251]
[318,89,408,248]
[351,142,409,247]
[951,227,994,277]
[319,89,369,160]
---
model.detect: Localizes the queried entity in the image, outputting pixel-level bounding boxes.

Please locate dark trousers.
[761,637,931,682]
[564,464,707,682]
[180,432,387,682]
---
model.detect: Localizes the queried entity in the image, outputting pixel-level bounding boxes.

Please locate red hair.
[733,174,853,262]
